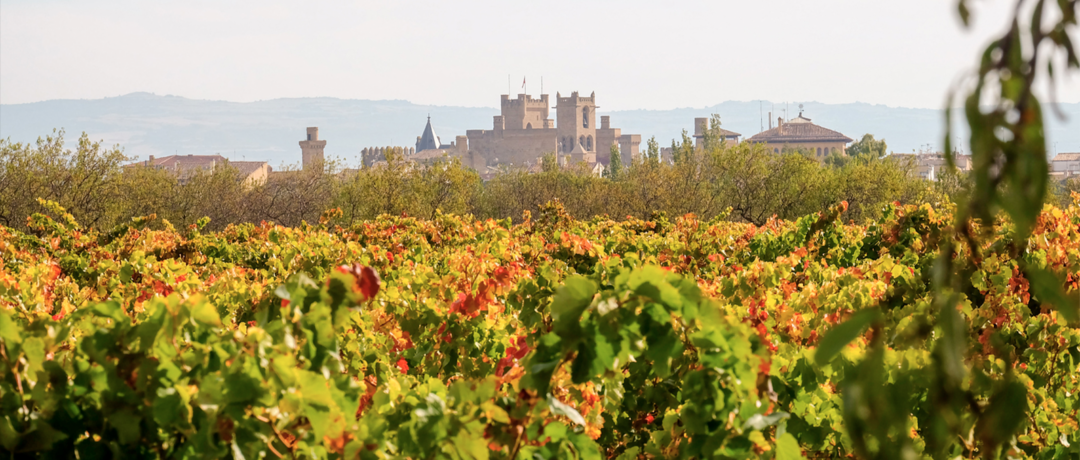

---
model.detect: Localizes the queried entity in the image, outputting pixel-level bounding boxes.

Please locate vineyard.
[0,196,1078,459]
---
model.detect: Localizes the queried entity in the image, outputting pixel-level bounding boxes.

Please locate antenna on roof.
[799,103,804,116]
[759,101,763,132]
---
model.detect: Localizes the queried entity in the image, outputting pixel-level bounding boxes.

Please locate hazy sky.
[2,0,1078,111]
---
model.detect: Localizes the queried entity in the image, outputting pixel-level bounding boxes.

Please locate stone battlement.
[556,91,595,104]
[500,93,550,107]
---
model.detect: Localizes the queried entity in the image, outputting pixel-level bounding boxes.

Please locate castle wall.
[619,134,641,163]
[595,127,621,165]
[466,128,557,168]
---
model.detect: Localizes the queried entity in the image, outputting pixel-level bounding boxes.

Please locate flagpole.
[508,75,510,96]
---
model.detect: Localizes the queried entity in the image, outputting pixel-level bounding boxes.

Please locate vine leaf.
[1025,266,1080,324]
[775,432,807,460]
[547,395,585,426]
[814,308,881,366]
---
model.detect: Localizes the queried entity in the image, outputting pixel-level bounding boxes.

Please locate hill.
[2,93,1078,166]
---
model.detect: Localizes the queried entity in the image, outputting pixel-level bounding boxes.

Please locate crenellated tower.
[556,91,598,159]
[500,94,553,130]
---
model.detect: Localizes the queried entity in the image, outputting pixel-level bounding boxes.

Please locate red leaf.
[492,266,512,286]
[340,263,381,300]
[396,358,409,374]
[357,266,380,300]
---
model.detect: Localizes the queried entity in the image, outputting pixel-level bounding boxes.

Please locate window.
[774,148,779,153]
[526,123,532,129]
[587,136,593,151]
[579,135,585,149]
[307,133,312,141]
[582,107,589,128]
[817,147,822,156]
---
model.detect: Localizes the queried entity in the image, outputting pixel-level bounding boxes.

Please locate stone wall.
[466,127,557,168]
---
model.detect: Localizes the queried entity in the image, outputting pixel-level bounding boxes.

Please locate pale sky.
[1,0,1077,111]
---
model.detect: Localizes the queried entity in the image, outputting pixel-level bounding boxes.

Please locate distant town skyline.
[2,0,1078,111]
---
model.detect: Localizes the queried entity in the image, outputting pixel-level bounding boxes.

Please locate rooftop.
[1052,152,1080,162]
[747,113,853,144]
[693,128,742,139]
[416,117,441,152]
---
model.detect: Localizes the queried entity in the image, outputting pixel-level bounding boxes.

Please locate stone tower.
[556,91,597,155]
[299,127,326,170]
[500,94,552,130]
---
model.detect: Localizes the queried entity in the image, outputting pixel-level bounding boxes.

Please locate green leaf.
[109,407,142,445]
[570,341,596,384]
[0,310,23,345]
[775,432,806,460]
[742,411,790,431]
[814,308,880,366]
[1025,265,1080,324]
[23,337,45,376]
[298,370,335,409]
[551,276,597,331]
[190,300,223,327]
[976,381,1028,452]
[548,395,585,426]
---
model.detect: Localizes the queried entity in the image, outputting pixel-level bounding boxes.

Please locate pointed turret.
[416,116,441,152]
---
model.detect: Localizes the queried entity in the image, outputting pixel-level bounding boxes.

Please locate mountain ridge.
[2,93,1077,166]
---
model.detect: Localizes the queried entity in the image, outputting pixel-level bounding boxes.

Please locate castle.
[464,92,640,170]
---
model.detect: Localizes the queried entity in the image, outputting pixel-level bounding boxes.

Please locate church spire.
[416,116,441,152]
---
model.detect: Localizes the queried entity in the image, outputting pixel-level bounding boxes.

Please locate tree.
[0,130,129,230]
[670,130,694,165]
[846,133,889,161]
[645,136,660,164]
[702,113,727,152]
[606,144,623,180]
[540,152,558,172]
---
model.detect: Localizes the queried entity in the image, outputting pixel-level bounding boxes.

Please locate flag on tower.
[522,77,526,89]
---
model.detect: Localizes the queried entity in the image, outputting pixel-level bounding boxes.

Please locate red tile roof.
[748,115,853,144]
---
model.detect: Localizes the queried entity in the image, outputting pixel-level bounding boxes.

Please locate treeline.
[3,129,1078,232]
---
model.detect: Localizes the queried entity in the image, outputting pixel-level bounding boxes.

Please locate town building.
[693,117,741,148]
[128,154,271,185]
[747,109,853,158]
[889,152,972,180]
[1051,152,1080,177]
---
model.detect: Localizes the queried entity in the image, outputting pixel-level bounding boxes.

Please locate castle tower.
[556,91,598,154]
[299,127,326,170]
[500,94,552,130]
